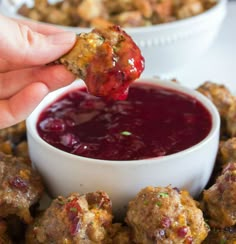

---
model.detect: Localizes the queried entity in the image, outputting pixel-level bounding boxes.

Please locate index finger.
[12,17,65,35]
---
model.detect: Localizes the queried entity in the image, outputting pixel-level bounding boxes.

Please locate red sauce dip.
[37,83,212,161]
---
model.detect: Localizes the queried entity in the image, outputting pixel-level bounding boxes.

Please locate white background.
[165,1,236,92]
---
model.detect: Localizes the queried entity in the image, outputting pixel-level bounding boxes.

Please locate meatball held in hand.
[58,25,145,100]
[126,186,209,244]
[26,191,113,243]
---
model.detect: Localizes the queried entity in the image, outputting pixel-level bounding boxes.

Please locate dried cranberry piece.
[160,217,171,228]
[9,176,28,192]
[225,173,236,182]
[66,198,82,236]
[218,182,226,194]
[177,226,188,238]
[86,192,111,211]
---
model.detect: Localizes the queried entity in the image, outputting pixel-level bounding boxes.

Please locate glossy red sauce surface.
[37,83,212,161]
[85,26,145,100]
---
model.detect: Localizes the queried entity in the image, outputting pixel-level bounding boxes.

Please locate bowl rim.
[26,78,220,166]
[1,0,227,33]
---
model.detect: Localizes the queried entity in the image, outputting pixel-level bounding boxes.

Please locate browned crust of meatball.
[217,138,236,166]
[126,186,208,244]
[0,121,28,158]
[25,191,113,243]
[0,219,12,244]
[203,227,236,244]
[59,32,104,79]
[107,223,134,244]
[58,25,144,100]
[225,99,236,137]
[201,162,236,228]
[0,152,44,224]
[196,81,234,118]
[58,25,137,81]
[196,81,235,139]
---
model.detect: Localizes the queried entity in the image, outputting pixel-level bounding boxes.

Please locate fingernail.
[48,31,76,45]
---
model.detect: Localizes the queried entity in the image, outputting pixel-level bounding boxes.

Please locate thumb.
[0,15,76,69]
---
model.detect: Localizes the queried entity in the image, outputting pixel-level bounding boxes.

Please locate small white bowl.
[26,78,220,217]
[0,0,227,77]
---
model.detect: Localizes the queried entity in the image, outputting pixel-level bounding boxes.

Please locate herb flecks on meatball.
[59,25,144,100]
[25,191,113,243]
[126,186,209,244]
[203,226,236,244]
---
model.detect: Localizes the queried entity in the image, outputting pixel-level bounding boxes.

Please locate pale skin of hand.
[0,14,76,129]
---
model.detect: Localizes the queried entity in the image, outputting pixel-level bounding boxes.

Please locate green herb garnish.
[120,131,132,136]
[158,192,169,198]
[70,207,78,212]
[156,202,162,207]
[57,198,65,205]
[220,239,226,244]
[144,200,149,205]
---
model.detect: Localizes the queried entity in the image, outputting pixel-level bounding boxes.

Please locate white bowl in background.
[0,0,227,77]
[26,78,220,217]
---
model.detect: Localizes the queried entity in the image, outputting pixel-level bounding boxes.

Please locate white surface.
[169,1,236,91]
[26,78,220,218]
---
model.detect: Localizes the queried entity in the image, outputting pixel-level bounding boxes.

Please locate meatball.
[59,25,144,100]
[217,137,236,166]
[201,162,236,228]
[108,223,133,244]
[196,81,234,138]
[126,186,208,244]
[0,121,28,157]
[225,100,236,137]
[0,152,44,224]
[203,227,236,244]
[0,121,26,144]
[25,191,113,243]
[196,81,234,118]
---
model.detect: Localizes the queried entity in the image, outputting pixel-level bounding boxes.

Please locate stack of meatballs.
[1,80,236,243]
[197,82,236,243]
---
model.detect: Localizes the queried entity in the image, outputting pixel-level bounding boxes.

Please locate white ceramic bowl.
[26,78,220,217]
[0,0,227,77]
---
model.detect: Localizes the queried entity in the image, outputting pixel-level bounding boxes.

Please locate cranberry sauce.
[37,83,212,161]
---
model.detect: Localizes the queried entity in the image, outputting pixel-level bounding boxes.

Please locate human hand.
[0,14,76,129]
